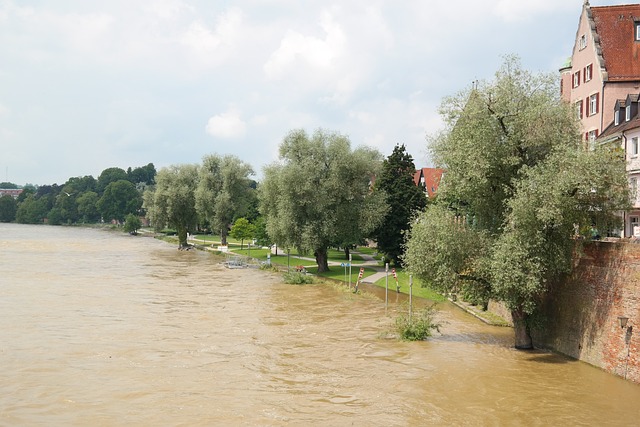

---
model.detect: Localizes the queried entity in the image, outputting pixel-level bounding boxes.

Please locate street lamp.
[618,316,629,329]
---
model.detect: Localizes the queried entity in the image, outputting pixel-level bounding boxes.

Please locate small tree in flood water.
[403,56,629,349]
[395,304,440,341]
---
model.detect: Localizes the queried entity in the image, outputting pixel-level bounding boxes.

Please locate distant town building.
[413,168,444,199]
[0,188,23,199]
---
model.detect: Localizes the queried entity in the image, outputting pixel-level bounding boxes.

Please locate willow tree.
[195,154,255,246]
[143,164,199,249]
[259,128,388,272]
[403,56,629,349]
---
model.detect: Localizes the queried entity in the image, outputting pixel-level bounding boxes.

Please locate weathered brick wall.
[532,242,640,383]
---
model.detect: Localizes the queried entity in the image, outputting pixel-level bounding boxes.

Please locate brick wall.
[532,241,640,383]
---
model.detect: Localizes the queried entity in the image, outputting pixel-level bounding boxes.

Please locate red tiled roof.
[592,4,640,82]
[414,168,445,199]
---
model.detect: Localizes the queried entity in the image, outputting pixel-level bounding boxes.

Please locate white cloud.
[206,109,247,139]
[263,11,345,80]
[492,0,575,23]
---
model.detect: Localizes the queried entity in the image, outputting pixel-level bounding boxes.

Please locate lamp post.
[618,316,633,380]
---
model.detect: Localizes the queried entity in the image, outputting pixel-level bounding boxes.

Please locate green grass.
[373,269,446,302]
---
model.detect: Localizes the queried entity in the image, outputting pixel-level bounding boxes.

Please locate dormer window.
[627,105,632,121]
[615,110,620,125]
[579,34,587,50]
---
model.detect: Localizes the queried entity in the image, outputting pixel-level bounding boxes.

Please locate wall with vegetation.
[532,242,640,383]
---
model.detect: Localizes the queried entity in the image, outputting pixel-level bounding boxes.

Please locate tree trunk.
[511,307,533,349]
[315,248,330,273]
[221,228,228,246]
[344,246,350,260]
[177,226,189,249]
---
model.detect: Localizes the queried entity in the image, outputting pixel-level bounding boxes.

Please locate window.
[631,137,639,156]
[627,105,632,121]
[588,130,598,150]
[585,64,592,82]
[589,93,599,116]
[636,22,640,41]
[615,110,620,126]
[575,100,583,119]
[579,34,587,50]
[631,216,640,237]
[573,71,581,88]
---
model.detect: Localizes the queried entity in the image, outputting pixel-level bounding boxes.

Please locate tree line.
[0,163,156,225]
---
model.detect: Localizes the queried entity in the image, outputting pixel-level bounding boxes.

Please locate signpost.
[409,274,413,321]
[385,263,389,314]
[349,254,352,290]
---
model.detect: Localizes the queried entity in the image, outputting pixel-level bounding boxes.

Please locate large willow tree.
[195,154,255,246]
[403,56,629,349]
[259,129,388,272]
[143,164,199,248]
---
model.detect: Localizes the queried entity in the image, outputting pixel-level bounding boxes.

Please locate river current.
[1,223,639,426]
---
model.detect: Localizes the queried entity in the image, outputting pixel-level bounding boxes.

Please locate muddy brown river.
[1,223,639,426]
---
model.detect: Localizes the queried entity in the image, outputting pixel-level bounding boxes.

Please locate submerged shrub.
[395,304,440,341]
[283,271,314,285]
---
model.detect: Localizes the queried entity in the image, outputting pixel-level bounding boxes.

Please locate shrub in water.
[283,271,314,285]
[395,304,440,341]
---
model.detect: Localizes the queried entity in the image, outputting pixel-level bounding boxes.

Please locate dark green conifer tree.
[372,144,427,265]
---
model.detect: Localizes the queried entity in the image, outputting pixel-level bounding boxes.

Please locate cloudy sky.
[0,0,623,186]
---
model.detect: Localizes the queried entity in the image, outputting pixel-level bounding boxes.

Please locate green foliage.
[76,191,100,223]
[403,56,629,347]
[395,304,440,341]
[97,167,128,194]
[0,182,18,189]
[144,164,199,248]
[97,179,142,222]
[371,144,427,265]
[195,154,255,246]
[15,193,48,223]
[283,271,315,285]
[0,195,17,222]
[124,213,142,234]
[252,216,272,247]
[229,217,256,249]
[259,128,388,273]
[127,163,156,185]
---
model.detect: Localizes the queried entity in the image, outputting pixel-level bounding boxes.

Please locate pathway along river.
[1,224,640,426]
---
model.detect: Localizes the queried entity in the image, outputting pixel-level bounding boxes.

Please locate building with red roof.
[560,1,640,145]
[413,168,444,199]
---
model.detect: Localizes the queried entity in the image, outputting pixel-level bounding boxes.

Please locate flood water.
[1,223,640,426]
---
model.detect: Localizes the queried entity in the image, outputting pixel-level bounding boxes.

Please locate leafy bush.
[395,304,440,341]
[260,263,279,272]
[283,271,314,285]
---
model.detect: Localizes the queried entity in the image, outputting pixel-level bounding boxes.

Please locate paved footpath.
[351,251,389,284]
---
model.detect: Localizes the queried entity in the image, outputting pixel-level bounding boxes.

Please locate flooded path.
[1,224,639,426]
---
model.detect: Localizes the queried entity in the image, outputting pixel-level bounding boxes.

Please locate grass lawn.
[373,269,445,302]
[228,244,444,301]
